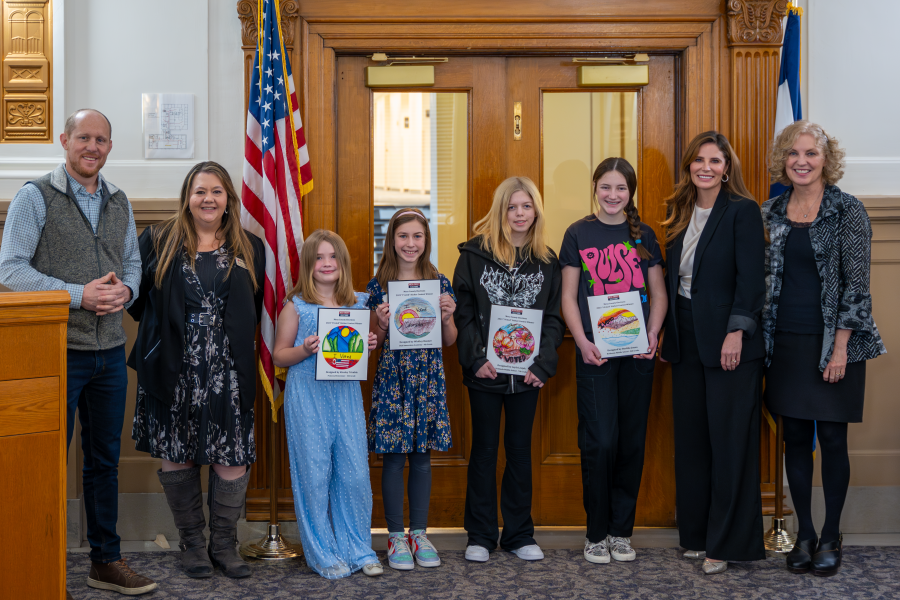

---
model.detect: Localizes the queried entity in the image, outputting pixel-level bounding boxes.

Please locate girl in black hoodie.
[452,176,564,563]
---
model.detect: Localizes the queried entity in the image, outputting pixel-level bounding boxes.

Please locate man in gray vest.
[0,109,156,596]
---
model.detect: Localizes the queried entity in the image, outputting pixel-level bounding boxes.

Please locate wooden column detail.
[238,0,300,129]
[1,0,52,142]
[236,0,302,521]
[726,0,791,515]
[726,0,787,205]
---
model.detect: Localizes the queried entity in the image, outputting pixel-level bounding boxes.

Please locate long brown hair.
[375,208,439,287]
[153,161,257,290]
[592,157,651,260]
[472,176,553,267]
[286,229,357,307]
[661,131,754,245]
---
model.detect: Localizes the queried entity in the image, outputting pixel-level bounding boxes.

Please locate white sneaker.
[510,544,544,561]
[607,535,636,562]
[465,545,489,562]
[584,538,610,564]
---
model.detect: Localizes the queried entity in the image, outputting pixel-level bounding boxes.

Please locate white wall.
[797,0,900,195]
[0,0,245,199]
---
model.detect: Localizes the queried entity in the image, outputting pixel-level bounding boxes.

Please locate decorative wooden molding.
[726,0,787,207]
[726,0,788,46]
[0,0,52,142]
[0,198,179,231]
[237,0,299,50]
[860,196,900,223]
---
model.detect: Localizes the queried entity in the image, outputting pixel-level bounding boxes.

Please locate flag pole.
[240,389,303,561]
[764,414,796,553]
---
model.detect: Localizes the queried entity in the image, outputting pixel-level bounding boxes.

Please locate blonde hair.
[769,120,846,187]
[286,229,357,307]
[375,208,439,288]
[661,131,754,246]
[472,176,553,267]
[153,161,257,290]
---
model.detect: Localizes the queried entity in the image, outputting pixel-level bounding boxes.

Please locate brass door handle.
[513,102,522,141]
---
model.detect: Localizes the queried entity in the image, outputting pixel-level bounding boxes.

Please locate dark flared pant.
[464,388,539,552]
[576,357,655,543]
[671,300,766,561]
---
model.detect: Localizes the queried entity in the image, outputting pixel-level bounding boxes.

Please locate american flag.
[241,0,312,417]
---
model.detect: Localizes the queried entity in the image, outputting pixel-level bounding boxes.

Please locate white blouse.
[678,205,713,299]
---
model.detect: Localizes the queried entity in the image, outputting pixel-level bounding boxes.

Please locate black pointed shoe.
[785,537,817,574]
[812,534,843,577]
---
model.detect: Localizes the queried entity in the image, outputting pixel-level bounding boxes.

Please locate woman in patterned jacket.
[762,121,886,577]
[128,162,265,580]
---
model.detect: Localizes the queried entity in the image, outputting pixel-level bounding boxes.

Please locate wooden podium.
[0,291,69,599]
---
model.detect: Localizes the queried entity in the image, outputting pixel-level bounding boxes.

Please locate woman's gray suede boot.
[207,467,252,578]
[158,467,214,578]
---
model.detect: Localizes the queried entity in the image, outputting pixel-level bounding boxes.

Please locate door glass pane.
[542,92,638,252]
[373,92,467,277]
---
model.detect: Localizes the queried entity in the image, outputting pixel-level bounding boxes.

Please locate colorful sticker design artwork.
[321,325,364,369]
[492,324,536,364]
[393,297,438,339]
[579,242,645,296]
[597,308,640,347]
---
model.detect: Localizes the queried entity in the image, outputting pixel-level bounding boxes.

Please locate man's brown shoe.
[87,559,158,595]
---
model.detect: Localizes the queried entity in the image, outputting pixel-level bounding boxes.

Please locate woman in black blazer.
[127,161,265,580]
[659,131,766,574]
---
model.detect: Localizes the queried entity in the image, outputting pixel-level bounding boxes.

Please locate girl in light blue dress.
[273,229,382,579]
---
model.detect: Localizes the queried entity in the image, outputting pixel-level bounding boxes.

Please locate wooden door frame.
[237,0,789,520]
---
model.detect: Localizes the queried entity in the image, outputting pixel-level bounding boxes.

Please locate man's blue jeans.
[67,345,127,564]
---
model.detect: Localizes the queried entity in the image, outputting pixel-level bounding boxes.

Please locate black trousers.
[464,387,540,551]
[576,356,655,543]
[671,298,766,561]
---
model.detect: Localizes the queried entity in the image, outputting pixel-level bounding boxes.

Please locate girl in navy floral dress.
[367,208,457,571]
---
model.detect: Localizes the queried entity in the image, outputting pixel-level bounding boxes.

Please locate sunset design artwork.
[597,308,640,347]
[393,297,438,339]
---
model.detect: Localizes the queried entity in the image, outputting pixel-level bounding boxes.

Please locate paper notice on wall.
[587,290,649,358]
[486,305,544,376]
[142,93,194,159]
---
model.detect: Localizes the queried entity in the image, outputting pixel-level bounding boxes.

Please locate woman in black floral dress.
[128,161,264,579]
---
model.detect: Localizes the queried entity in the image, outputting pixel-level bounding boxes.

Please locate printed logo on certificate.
[486,305,543,376]
[387,280,442,351]
[315,308,370,381]
[586,290,649,358]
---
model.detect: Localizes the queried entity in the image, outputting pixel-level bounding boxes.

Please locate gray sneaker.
[607,535,636,562]
[584,538,610,564]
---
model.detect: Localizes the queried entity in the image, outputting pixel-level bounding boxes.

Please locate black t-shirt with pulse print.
[559,215,663,342]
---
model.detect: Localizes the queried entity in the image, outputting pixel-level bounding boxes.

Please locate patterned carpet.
[66,547,900,599]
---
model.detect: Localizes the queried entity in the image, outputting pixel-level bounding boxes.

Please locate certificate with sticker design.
[486,305,543,376]
[587,291,649,358]
[315,308,370,381]
[387,279,442,351]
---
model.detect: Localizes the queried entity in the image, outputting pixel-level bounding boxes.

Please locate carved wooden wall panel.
[236,0,303,521]
[727,0,788,505]
[1,0,51,142]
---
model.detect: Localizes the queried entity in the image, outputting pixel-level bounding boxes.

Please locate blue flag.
[770,6,803,200]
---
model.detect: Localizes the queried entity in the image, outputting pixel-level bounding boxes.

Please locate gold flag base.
[240,524,303,561]
[764,517,796,553]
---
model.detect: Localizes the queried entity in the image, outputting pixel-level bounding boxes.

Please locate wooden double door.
[335,54,678,528]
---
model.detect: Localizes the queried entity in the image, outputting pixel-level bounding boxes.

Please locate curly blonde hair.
[769,120,846,187]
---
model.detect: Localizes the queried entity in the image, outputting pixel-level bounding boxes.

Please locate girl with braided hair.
[559,157,667,566]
